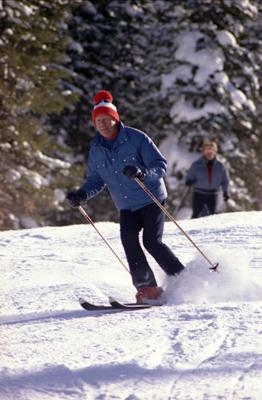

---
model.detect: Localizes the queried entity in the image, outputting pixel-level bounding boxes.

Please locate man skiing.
[67,90,184,304]
[185,141,230,218]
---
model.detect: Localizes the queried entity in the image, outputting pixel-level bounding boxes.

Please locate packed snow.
[0,210,262,400]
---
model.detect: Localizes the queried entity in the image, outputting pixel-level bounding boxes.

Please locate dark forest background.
[0,0,261,230]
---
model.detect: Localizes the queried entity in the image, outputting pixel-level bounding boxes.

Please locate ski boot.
[136,286,164,306]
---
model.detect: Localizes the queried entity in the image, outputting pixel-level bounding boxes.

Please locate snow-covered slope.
[1,211,262,400]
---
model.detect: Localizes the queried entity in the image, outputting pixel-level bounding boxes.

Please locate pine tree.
[0,0,81,229]
[153,0,262,211]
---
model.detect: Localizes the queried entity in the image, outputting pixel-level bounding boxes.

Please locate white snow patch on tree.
[68,38,84,54]
[170,97,228,123]
[160,135,196,172]
[161,65,192,96]
[159,135,197,190]
[18,166,50,189]
[6,169,22,182]
[230,87,248,109]
[36,151,71,169]
[216,30,237,47]
[54,188,66,203]
[175,30,224,87]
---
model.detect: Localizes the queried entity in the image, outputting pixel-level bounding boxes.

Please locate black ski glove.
[67,189,87,208]
[223,192,229,202]
[122,165,146,180]
[185,178,196,187]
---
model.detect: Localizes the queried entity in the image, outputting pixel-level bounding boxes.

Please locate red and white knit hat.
[92,90,120,125]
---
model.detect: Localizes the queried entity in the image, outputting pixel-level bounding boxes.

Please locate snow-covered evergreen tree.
[156,0,262,211]
[0,0,80,229]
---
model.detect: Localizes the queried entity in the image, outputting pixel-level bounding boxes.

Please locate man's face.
[203,146,216,160]
[95,114,118,138]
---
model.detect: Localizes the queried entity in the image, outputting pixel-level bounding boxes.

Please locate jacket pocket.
[121,153,139,166]
[96,160,107,169]
[96,160,110,179]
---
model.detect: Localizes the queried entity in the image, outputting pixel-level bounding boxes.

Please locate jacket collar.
[201,155,217,165]
[92,121,129,148]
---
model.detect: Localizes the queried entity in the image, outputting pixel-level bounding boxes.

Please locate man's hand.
[122,165,146,180]
[185,179,196,187]
[223,192,229,202]
[67,190,87,208]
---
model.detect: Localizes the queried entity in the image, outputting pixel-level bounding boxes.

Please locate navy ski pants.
[120,202,184,289]
[192,190,217,218]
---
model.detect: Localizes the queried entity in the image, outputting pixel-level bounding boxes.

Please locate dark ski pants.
[120,202,184,289]
[192,191,217,218]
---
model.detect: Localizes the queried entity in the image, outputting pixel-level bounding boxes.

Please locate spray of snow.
[164,247,262,304]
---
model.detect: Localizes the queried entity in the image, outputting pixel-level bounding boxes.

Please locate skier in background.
[67,90,184,304]
[185,141,230,218]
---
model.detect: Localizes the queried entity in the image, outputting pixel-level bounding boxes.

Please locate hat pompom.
[93,90,113,104]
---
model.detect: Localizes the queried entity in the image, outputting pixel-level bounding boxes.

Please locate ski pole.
[173,186,190,218]
[78,205,130,275]
[134,178,218,272]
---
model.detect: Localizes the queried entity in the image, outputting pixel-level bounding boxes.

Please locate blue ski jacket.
[185,156,229,194]
[80,122,167,211]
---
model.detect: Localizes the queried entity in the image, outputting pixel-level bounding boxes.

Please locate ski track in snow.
[0,211,262,400]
